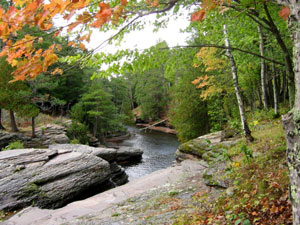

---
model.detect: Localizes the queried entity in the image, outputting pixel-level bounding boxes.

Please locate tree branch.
[163,44,285,66]
[91,0,180,54]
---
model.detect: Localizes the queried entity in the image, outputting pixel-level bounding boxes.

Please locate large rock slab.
[49,144,143,163]
[0,148,111,211]
[4,160,206,225]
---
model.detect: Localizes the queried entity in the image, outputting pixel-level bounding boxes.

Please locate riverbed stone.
[0,148,111,211]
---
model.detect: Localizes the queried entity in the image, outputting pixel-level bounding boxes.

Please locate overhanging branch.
[164,44,285,66]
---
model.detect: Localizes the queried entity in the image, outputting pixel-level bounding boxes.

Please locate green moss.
[168,190,179,197]
[23,183,40,197]
[178,139,211,157]
[111,212,121,217]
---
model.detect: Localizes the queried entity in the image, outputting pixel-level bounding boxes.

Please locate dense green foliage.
[70,81,125,139]
[0,0,294,143]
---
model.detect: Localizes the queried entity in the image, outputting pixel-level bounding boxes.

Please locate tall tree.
[258,25,268,110]
[223,24,254,142]
[279,1,300,223]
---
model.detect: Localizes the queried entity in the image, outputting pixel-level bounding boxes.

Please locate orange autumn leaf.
[279,6,290,20]
[90,2,112,28]
[68,41,76,47]
[79,43,86,50]
[120,0,127,6]
[51,67,64,75]
[191,10,205,22]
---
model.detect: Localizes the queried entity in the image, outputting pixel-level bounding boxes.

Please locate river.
[121,126,180,181]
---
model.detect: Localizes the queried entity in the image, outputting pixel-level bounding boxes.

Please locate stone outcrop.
[49,144,143,163]
[0,131,30,149]
[25,124,69,148]
[176,131,237,189]
[0,146,118,212]
[0,124,70,150]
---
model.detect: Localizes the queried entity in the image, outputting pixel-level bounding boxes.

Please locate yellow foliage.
[195,47,225,72]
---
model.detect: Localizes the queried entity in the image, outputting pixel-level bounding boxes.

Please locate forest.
[0,0,299,224]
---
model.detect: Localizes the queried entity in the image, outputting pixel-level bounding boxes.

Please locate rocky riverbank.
[4,160,214,225]
[4,131,236,225]
[0,144,143,213]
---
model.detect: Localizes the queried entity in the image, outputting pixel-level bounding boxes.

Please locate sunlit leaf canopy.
[0,0,289,81]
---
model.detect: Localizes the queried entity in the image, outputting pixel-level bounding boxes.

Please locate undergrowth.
[174,117,292,225]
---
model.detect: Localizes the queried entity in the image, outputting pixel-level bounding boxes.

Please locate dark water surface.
[122,126,180,181]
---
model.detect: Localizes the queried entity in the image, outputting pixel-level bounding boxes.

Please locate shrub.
[70,139,80,144]
[3,141,24,150]
[66,122,89,144]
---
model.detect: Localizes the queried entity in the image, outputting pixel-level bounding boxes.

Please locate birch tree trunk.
[258,25,268,110]
[278,1,300,224]
[272,61,279,116]
[223,24,254,142]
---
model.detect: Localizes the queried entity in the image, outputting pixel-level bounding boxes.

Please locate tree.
[0,57,30,132]
[223,24,254,142]
[279,1,300,223]
[71,81,124,139]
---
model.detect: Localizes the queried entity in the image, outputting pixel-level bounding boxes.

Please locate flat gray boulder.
[0,148,111,211]
[49,144,143,163]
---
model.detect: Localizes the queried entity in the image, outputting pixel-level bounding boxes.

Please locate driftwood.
[139,119,167,131]
[137,120,176,135]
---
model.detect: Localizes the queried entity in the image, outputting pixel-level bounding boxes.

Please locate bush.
[66,122,89,144]
[3,141,24,150]
[70,139,81,144]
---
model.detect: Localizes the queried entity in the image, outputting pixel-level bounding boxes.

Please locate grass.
[1,110,69,133]
[173,116,292,225]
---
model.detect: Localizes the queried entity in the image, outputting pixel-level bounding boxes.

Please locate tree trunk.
[31,117,36,138]
[93,116,98,137]
[257,88,263,108]
[272,61,279,116]
[282,69,287,103]
[9,110,19,132]
[258,25,268,110]
[0,109,5,130]
[279,1,300,224]
[223,24,254,142]
[264,3,295,107]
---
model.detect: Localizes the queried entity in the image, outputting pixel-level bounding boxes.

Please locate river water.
[121,126,180,181]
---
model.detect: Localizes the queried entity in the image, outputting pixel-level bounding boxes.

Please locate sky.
[85,13,191,54]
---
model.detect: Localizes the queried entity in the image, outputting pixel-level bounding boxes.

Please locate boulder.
[49,144,143,163]
[110,162,128,186]
[175,131,238,190]
[203,162,228,188]
[0,131,30,149]
[0,148,111,211]
[116,146,143,162]
[175,131,236,162]
[25,124,69,148]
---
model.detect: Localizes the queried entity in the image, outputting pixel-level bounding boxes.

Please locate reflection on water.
[122,126,180,181]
